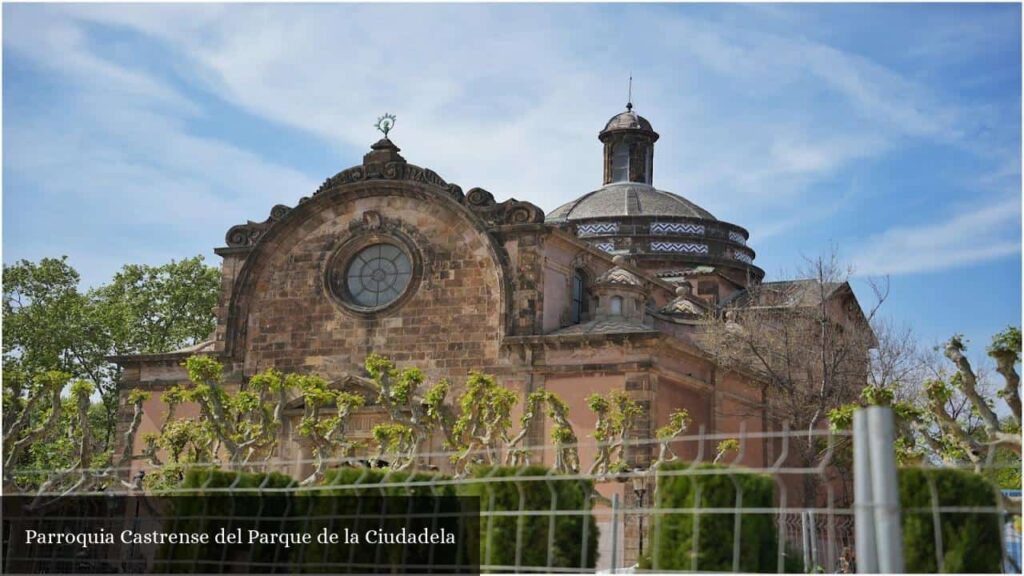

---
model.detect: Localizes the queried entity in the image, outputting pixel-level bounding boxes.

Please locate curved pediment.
[222,138,543,249]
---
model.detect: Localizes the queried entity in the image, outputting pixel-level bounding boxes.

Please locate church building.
[114,102,868,482]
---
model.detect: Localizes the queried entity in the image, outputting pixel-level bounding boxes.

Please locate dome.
[602,109,654,133]
[547,182,716,222]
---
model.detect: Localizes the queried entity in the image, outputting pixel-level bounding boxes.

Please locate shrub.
[321,466,455,496]
[643,462,782,572]
[900,467,1002,573]
[310,467,475,573]
[158,469,299,573]
[458,465,598,571]
[179,467,298,490]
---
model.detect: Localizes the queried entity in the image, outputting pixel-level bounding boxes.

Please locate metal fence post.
[801,511,811,572]
[866,406,904,573]
[854,409,878,573]
[610,492,620,572]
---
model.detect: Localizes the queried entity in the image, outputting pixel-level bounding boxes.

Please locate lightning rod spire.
[626,75,633,111]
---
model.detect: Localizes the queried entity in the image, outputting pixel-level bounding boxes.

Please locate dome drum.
[587,235,761,278]
[572,217,749,244]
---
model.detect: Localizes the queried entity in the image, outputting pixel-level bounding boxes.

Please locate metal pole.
[809,508,819,571]
[866,406,904,573]
[854,409,878,574]
[802,511,811,572]
[610,493,620,572]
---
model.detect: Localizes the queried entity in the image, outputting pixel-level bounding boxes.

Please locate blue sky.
[3,3,1021,363]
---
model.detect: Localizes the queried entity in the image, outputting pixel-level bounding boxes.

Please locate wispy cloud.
[49,5,1006,226]
[851,195,1021,276]
[2,3,1019,289]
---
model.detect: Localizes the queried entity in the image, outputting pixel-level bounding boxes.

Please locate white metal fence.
[3,409,1020,574]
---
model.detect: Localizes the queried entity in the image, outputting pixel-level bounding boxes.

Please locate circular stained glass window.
[343,243,413,309]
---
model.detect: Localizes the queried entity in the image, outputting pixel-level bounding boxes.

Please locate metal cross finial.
[375,113,396,138]
[626,75,633,111]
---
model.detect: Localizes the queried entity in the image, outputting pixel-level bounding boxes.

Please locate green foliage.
[423,379,452,428]
[90,255,220,356]
[180,467,298,491]
[451,372,517,453]
[925,378,953,405]
[899,468,1002,573]
[715,439,740,461]
[645,461,780,572]
[588,390,641,442]
[987,326,1021,362]
[2,257,109,380]
[314,468,473,573]
[175,357,293,466]
[184,355,223,391]
[657,409,690,440]
[2,255,220,475]
[861,385,894,406]
[828,403,856,431]
[459,465,597,570]
[372,422,414,453]
[126,388,150,404]
[829,386,921,432]
[160,468,299,573]
[364,352,397,382]
[69,379,95,398]
[321,467,454,496]
[983,446,1021,490]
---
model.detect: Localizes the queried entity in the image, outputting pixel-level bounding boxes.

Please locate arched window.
[610,296,624,316]
[571,270,588,324]
[611,144,630,182]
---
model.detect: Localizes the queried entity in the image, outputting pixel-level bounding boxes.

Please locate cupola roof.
[602,108,655,133]
[595,256,644,288]
[547,182,716,222]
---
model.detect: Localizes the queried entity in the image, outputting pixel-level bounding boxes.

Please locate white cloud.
[851,196,1022,276]
[3,5,318,286]
[3,3,1019,284]
[52,5,983,218]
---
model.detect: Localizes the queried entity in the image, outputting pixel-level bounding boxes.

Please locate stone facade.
[113,106,870,567]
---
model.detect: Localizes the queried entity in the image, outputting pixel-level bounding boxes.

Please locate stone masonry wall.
[228,183,508,385]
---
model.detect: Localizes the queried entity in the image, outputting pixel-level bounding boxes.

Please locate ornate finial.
[626,75,633,111]
[374,113,396,138]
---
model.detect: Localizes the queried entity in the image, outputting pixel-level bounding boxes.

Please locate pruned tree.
[830,327,1021,490]
[649,408,692,502]
[586,390,642,476]
[371,422,416,468]
[702,250,885,504]
[30,382,151,502]
[175,356,292,469]
[503,390,580,474]
[713,438,740,464]
[295,374,365,484]
[364,353,453,471]
[652,409,691,468]
[451,371,517,473]
[3,370,69,489]
[3,255,220,462]
[545,392,580,474]
[918,329,1020,474]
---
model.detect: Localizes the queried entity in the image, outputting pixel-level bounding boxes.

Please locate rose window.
[342,243,413,309]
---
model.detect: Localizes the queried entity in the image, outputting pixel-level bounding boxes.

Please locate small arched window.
[610,296,624,316]
[571,270,588,324]
[611,144,630,182]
